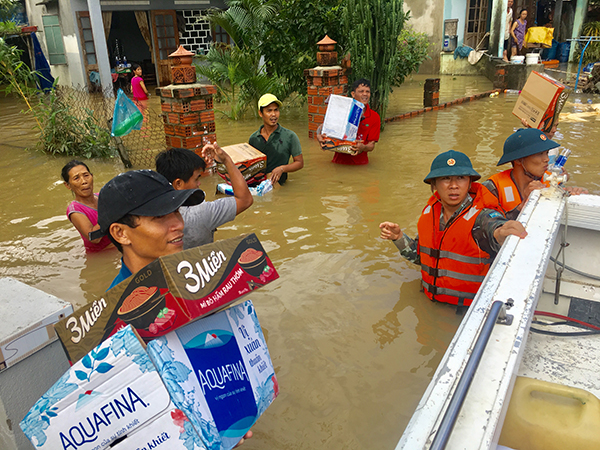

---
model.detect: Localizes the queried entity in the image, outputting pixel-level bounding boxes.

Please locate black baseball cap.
[90,170,205,241]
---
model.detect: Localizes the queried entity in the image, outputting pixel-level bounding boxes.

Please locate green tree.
[393,26,430,86]
[196,44,282,119]
[260,0,345,98]
[342,0,408,125]
[198,0,282,118]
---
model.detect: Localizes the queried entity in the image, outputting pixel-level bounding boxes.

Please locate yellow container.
[499,376,600,450]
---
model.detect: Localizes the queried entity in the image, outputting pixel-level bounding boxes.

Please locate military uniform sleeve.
[393,233,420,265]
[472,209,507,255]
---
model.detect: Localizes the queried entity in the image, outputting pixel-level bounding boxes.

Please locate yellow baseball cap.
[258,93,282,110]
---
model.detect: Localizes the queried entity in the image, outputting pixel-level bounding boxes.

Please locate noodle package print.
[55,233,279,364]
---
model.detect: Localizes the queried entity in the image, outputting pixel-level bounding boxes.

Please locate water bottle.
[545,148,571,186]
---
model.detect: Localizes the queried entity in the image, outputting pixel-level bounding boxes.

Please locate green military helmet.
[423,150,481,184]
[497,128,559,165]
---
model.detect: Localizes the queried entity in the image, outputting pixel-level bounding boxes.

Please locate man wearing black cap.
[90,170,205,289]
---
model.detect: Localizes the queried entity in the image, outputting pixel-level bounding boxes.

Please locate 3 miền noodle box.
[54,233,279,363]
[19,325,207,450]
[322,94,364,141]
[512,70,570,133]
[146,299,278,450]
[217,143,266,186]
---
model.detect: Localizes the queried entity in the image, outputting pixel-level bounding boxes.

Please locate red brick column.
[157,84,217,153]
[305,67,348,139]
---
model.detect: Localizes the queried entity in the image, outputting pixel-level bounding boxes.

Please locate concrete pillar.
[304,35,348,139]
[553,0,564,41]
[86,0,113,97]
[0,278,72,450]
[568,0,590,63]
[490,0,509,59]
[158,85,217,151]
[424,78,440,107]
[157,45,217,155]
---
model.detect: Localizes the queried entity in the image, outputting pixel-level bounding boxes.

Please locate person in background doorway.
[317,78,381,165]
[155,145,253,249]
[61,160,112,252]
[380,150,527,309]
[511,8,528,58]
[131,63,150,118]
[249,93,304,185]
[503,0,514,62]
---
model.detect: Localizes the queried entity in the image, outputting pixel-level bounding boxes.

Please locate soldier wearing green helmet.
[380,150,527,309]
[483,128,588,220]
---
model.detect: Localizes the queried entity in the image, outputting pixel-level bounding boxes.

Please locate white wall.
[24,0,88,88]
[404,0,445,73]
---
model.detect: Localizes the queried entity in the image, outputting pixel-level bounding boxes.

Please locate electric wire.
[531,310,600,337]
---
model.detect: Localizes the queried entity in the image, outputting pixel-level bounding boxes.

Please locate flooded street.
[2,74,600,449]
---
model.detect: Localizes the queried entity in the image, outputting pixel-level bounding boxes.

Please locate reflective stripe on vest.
[421,280,476,300]
[419,245,494,265]
[420,263,487,283]
[488,169,522,214]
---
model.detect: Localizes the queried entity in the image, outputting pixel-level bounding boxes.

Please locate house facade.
[443,0,589,60]
[23,0,227,91]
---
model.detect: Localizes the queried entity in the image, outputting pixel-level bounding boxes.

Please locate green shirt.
[249,124,302,182]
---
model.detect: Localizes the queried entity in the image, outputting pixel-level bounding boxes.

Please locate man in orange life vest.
[380,150,527,308]
[483,128,588,220]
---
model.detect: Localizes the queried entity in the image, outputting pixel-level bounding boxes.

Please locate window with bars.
[464,0,489,49]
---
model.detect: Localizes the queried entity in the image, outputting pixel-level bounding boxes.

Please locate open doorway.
[107,11,156,91]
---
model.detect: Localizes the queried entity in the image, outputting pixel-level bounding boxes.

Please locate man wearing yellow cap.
[249,93,304,185]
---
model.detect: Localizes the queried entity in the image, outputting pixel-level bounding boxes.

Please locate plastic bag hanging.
[111,88,143,137]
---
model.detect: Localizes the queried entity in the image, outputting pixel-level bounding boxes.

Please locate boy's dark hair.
[61,160,90,183]
[351,78,371,92]
[155,148,207,184]
[107,214,139,253]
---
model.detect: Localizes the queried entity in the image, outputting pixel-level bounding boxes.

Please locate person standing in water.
[380,150,527,309]
[249,93,304,185]
[61,160,112,252]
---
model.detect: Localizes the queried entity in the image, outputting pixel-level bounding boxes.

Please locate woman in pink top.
[62,160,112,252]
[131,63,149,118]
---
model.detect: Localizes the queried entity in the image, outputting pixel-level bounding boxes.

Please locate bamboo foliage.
[343,0,408,126]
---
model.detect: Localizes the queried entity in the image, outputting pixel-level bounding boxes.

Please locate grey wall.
[404,0,445,74]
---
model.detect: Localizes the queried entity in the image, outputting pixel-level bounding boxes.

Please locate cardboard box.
[55,234,279,363]
[147,299,278,450]
[1,277,73,372]
[217,143,267,186]
[20,325,207,450]
[512,71,570,133]
[322,94,365,141]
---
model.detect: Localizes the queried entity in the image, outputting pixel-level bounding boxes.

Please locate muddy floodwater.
[2,75,600,449]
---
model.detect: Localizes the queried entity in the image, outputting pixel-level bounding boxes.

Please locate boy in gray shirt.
[156,145,253,249]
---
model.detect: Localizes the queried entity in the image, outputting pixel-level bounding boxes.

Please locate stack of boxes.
[305,35,349,139]
[157,45,218,152]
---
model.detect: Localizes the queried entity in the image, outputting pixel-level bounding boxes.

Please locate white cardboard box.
[20,325,206,450]
[322,94,365,141]
[147,299,278,450]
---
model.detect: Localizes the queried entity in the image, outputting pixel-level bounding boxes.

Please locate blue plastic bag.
[111,89,143,137]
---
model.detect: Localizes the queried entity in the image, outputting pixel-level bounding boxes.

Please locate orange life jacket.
[488,169,553,217]
[488,169,523,215]
[417,183,500,307]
